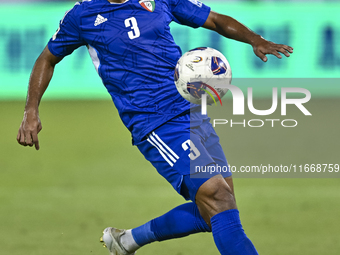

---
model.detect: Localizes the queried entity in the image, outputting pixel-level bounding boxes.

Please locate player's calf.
[196,175,259,255]
[195,174,237,225]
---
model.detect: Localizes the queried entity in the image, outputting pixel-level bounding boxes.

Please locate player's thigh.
[193,121,236,219]
[205,127,235,196]
[201,119,232,178]
[135,115,217,201]
[224,176,235,197]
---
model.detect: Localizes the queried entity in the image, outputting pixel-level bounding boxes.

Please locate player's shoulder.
[67,0,106,17]
[76,0,102,7]
[164,0,206,11]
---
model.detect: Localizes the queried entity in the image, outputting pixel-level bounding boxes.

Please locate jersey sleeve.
[48,3,86,57]
[170,0,211,28]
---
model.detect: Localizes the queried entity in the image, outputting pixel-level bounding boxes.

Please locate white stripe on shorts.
[147,137,174,167]
[151,132,179,160]
[147,132,179,167]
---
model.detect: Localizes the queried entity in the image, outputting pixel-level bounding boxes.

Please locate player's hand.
[17,110,42,150]
[252,37,293,62]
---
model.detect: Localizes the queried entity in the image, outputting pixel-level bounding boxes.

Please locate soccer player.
[17,0,293,254]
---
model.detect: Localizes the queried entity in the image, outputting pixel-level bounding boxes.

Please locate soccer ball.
[174,47,232,105]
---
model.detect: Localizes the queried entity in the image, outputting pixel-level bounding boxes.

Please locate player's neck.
[107,0,128,3]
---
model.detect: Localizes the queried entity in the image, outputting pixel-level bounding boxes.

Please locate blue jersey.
[48,0,210,144]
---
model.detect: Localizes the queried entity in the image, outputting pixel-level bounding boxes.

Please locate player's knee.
[195,176,236,219]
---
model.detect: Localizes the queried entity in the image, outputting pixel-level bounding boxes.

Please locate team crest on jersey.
[139,0,155,12]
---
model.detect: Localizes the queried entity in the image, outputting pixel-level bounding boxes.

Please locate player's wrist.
[24,105,39,116]
[249,35,266,48]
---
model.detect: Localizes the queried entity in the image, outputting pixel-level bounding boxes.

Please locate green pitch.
[0,100,339,255]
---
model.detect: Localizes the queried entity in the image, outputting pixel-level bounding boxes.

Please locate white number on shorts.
[124,17,140,40]
[182,139,201,160]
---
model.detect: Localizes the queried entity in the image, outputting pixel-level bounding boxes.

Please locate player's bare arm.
[203,11,294,62]
[17,46,63,150]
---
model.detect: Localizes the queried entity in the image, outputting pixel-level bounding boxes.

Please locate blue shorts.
[135,110,231,202]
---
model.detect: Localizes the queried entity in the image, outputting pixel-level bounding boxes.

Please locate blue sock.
[131,202,210,246]
[211,209,258,255]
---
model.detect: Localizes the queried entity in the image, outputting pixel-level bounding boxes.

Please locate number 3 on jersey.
[125,17,140,40]
[182,140,201,160]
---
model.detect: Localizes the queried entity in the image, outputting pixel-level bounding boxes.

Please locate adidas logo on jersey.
[94,14,108,26]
